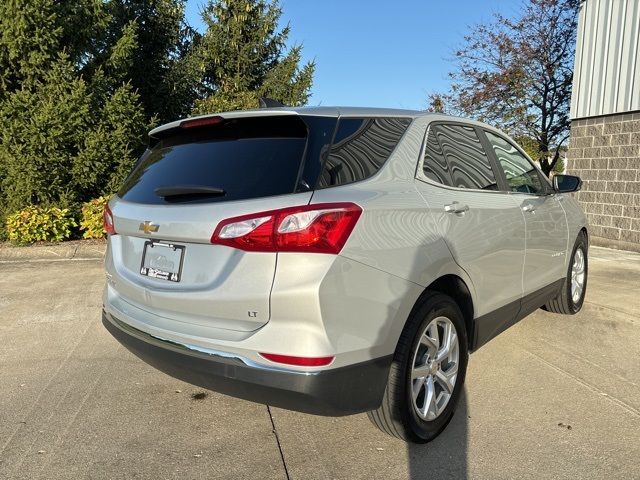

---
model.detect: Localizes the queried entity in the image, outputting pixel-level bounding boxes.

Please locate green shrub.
[5,206,77,245]
[80,196,109,238]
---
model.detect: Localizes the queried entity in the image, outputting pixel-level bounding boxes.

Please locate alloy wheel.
[571,247,586,304]
[410,316,459,421]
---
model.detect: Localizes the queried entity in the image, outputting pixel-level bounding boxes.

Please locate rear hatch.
[106,113,336,332]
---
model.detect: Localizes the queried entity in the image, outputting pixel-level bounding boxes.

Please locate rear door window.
[119,116,309,205]
[317,117,411,188]
[422,125,454,186]
[434,124,498,190]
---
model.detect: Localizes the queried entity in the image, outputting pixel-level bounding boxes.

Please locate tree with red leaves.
[430,0,581,176]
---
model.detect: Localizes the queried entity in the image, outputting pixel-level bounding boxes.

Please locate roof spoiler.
[258,97,286,108]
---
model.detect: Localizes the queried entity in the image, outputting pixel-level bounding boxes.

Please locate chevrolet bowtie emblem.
[139,221,160,234]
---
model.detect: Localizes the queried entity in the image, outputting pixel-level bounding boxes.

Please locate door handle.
[522,204,536,213]
[444,202,469,214]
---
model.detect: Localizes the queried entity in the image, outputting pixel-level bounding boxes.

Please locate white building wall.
[571,0,640,119]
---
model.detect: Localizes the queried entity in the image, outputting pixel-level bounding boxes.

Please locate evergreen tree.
[0,0,108,98]
[0,0,316,239]
[0,1,151,234]
[191,0,314,114]
[0,1,198,120]
[97,0,199,122]
[74,83,148,198]
[0,0,61,96]
[0,54,93,214]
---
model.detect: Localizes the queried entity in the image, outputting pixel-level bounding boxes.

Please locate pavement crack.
[537,337,638,388]
[523,348,640,417]
[584,300,639,322]
[267,405,291,480]
[0,319,96,457]
[37,357,112,473]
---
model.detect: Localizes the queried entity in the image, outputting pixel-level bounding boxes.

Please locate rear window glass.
[317,117,411,188]
[119,116,308,205]
[435,124,498,190]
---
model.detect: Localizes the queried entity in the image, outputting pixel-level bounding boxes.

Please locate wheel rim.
[410,316,459,421]
[571,247,586,304]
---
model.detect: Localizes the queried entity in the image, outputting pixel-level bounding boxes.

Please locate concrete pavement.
[0,246,638,479]
[0,240,105,262]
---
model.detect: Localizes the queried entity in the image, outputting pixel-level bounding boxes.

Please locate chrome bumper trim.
[104,310,319,376]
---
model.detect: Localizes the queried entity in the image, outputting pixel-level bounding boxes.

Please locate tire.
[368,292,468,443]
[543,231,588,314]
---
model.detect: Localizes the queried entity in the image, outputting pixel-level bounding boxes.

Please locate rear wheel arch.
[369,290,469,442]
[415,275,475,351]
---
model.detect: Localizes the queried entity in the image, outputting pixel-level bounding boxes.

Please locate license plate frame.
[139,241,185,283]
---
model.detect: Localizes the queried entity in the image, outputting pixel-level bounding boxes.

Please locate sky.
[185,0,521,110]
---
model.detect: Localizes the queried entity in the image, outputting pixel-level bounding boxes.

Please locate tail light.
[211,203,362,254]
[103,204,117,235]
[180,116,224,129]
[259,352,335,367]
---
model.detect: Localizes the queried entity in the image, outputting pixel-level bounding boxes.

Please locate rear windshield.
[119,116,309,205]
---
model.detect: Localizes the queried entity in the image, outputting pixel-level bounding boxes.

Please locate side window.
[435,124,498,190]
[422,125,454,186]
[485,131,545,194]
[317,117,411,188]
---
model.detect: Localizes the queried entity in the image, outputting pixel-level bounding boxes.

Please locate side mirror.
[553,174,582,193]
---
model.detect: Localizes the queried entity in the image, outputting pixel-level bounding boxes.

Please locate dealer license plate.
[140,241,185,282]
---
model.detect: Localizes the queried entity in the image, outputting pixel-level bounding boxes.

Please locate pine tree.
[0,0,61,96]
[0,0,109,98]
[0,0,316,239]
[97,0,199,122]
[191,0,314,114]
[0,55,93,214]
[0,1,151,235]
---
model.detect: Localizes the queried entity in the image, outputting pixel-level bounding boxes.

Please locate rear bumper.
[102,310,392,416]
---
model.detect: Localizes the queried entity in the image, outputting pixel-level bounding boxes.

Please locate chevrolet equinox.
[102,107,588,443]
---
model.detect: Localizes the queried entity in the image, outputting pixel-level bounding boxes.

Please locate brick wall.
[568,111,640,251]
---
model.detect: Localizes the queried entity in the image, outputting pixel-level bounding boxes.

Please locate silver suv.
[102,107,588,443]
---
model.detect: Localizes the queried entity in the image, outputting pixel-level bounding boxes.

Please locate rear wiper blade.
[154,185,226,198]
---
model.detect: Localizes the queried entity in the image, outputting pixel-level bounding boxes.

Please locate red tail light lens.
[103,204,116,235]
[180,116,224,129]
[211,203,362,254]
[259,352,335,367]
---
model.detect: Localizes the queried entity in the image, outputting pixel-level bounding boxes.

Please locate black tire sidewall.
[566,234,588,313]
[401,295,468,442]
